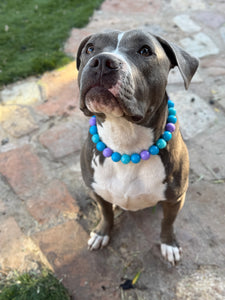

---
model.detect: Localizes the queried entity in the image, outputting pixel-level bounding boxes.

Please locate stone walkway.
[0,0,225,299]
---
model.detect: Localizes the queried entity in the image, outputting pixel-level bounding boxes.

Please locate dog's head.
[76,29,198,124]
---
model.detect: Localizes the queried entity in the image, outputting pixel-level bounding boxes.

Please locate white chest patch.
[91,117,167,211]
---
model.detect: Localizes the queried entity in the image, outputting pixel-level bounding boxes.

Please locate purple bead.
[165,123,176,133]
[103,147,113,157]
[140,150,150,160]
[89,116,96,126]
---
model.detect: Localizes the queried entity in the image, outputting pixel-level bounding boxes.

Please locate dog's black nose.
[90,55,121,73]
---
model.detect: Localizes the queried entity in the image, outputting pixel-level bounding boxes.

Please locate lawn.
[0,0,104,87]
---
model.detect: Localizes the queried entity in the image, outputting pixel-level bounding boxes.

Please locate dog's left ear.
[76,35,93,70]
[155,36,199,89]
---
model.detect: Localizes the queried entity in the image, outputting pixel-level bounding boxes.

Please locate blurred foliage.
[0,269,71,300]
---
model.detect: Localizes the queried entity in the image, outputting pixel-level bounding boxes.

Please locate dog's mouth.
[82,86,124,118]
[81,86,144,122]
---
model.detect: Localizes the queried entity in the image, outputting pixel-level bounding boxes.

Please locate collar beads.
[88,99,177,164]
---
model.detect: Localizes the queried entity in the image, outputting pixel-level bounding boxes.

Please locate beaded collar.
[89,99,177,164]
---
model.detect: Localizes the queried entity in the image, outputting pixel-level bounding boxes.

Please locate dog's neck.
[142,93,169,140]
[96,92,168,153]
[97,115,155,155]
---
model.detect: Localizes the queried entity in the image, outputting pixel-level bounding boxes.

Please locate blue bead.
[156,138,167,149]
[168,107,176,116]
[149,145,159,155]
[96,141,106,152]
[89,125,97,135]
[131,153,141,164]
[168,99,174,108]
[92,134,100,144]
[121,154,131,164]
[167,115,177,124]
[111,152,121,162]
[162,131,172,141]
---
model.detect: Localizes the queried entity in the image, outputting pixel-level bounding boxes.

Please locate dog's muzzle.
[80,53,144,120]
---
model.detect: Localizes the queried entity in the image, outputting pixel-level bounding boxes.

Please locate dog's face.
[77,29,198,124]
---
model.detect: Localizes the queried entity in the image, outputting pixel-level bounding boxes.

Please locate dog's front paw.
[160,243,182,265]
[88,232,110,250]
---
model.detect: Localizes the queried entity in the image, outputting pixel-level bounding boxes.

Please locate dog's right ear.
[76,35,93,70]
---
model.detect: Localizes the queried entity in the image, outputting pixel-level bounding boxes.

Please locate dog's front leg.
[88,191,114,250]
[160,193,186,265]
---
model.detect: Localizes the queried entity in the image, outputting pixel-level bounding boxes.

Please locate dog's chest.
[92,154,167,211]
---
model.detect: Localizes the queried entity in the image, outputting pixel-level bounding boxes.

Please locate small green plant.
[0,269,71,300]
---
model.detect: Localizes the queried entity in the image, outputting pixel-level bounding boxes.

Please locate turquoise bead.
[156,138,167,149]
[162,131,172,141]
[121,154,131,164]
[111,152,121,162]
[167,115,177,124]
[96,141,106,152]
[92,134,100,144]
[168,100,174,108]
[168,107,176,116]
[149,145,159,155]
[89,125,97,135]
[131,153,141,164]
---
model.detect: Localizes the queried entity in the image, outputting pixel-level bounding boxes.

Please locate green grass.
[0,0,104,87]
[0,269,71,300]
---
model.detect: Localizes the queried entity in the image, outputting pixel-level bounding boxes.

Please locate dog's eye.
[86,44,94,54]
[138,46,153,57]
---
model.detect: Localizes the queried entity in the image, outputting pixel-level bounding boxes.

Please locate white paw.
[161,243,182,265]
[88,232,110,250]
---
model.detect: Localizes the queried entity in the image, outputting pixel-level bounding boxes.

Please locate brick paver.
[0,217,51,272]
[36,62,80,117]
[0,105,39,137]
[39,122,83,159]
[26,180,79,225]
[0,145,46,198]
[0,0,225,299]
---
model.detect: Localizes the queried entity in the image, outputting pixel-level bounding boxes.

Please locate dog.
[76,29,198,265]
